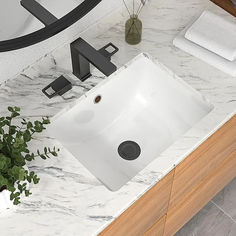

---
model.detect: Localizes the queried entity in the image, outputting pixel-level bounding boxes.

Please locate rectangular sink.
[49,53,213,191]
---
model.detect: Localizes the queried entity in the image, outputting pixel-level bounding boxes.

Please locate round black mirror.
[0,0,101,52]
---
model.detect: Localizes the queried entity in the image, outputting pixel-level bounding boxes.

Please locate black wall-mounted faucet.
[43,38,119,98]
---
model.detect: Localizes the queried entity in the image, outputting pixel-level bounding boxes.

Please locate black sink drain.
[118,141,141,161]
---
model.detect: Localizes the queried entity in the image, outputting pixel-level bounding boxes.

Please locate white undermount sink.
[49,53,213,191]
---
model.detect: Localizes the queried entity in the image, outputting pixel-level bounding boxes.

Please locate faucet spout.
[70,37,118,81]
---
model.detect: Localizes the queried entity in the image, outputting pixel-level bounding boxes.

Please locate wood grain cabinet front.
[99,170,174,236]
[164,150,236,236]
[169,116,236,209]
[164,116,236,236]
[143,215,166,236]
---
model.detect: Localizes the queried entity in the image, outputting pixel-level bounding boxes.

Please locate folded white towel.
[173,18,236,77]
[185,10,236,61]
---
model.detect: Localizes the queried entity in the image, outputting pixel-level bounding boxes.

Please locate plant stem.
[123,0,131,17]
[136,1,143,15]
[133,0,134,15]
[137,0,147,17]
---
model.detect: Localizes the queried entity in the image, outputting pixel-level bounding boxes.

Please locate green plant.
[0,106,59,205]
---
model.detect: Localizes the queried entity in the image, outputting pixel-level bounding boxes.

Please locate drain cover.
[118,141,141,161]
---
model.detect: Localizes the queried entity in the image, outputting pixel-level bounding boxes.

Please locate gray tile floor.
[175,178,236,236]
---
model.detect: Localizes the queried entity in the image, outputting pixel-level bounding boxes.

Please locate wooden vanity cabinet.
[100,115,236,236]
[169,115,236,210]
[164,150,236,236]
[163,116,236,236]
[99,170,174,236]
[143,215,166,236]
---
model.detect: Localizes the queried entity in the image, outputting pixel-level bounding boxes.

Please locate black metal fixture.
[71,38,118,82]
[42,76,72,99]
[0,0,102,52]
[21,0,58,26]
[42,37,119,99]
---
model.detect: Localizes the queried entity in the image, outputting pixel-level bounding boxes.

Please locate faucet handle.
[98,43,119,60]
[42,76,72,99]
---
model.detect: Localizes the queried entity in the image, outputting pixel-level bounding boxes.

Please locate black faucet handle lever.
[42,76,72,99]
[98,43,119,60]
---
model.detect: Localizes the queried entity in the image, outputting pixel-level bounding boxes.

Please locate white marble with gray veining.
[0,0,235,235]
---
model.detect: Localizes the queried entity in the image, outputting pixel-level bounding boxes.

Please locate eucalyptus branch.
[0,106,59,205]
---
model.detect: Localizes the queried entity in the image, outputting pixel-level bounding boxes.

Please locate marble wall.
[0,0,126,84]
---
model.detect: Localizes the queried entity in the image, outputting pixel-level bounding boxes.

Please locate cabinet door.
[164,150,236,236]
[169,116,236,209]
[99,170,174,236]
[143,215,166,236]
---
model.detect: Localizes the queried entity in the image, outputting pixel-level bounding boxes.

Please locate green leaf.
[12,112,20,118]
[51,152,58,157]
[7,186,16,192]
[0,174,9,186]
[18,169,26,181]
[9,126,16,135]
[42,118,50,125]
[40,154,47,160]
[11,153,26,166]
[29,171,35,178]
[23,130,31,142]
[14,107,20,112]
[17,183,23,192]
[13,197,21,205]
[10,192,14,200]
[8,166,26,181]
[33,175,40,184]
[3,120,10,126]
[25,154,32,161]
[26,176,32,183]
[8,107,14,112]
[0,154,11,171]
[27,122,33,129]
[25,190,32,197]
[23,148,30,154]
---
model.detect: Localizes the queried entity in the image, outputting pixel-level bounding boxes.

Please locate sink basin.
[49,53,213,191]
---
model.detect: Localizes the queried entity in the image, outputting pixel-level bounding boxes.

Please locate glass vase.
[125,14,142,45]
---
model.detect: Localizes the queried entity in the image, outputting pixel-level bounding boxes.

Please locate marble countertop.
[0,0,235,235]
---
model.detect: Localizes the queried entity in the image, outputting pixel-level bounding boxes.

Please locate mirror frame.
[0,0,101,52]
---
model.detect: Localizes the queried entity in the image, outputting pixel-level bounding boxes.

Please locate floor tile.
[212,178,236,222]
[175,201,236,236]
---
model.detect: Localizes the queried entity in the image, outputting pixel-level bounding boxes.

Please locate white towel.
[185,10,236,62]
[173,19,236,77]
